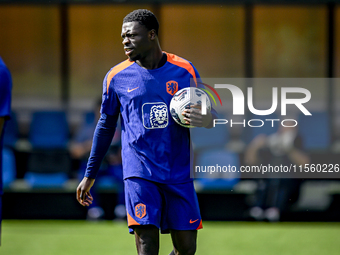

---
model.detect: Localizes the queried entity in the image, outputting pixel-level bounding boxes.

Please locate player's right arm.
[76,67,121,206]
[76,112,119,206]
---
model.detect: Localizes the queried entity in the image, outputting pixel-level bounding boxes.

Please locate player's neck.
[136,47,164,70]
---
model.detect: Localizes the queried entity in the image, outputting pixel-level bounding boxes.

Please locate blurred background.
[1,0,340,224]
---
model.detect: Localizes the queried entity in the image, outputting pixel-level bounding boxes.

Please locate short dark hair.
[123,9,159,35]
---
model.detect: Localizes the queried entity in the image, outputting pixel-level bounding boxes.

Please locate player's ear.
[149,29,157,40]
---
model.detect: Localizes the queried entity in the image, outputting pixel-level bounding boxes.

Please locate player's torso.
[113,61,190,128]
[109,61,193,183]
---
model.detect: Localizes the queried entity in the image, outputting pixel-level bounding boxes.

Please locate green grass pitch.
[1,220,340,255]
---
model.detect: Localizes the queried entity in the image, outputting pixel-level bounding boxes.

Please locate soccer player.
[76,9,215,255]
[0,56,12,245]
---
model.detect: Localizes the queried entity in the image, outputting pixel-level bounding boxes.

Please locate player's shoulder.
[165,52,198,79]
[165,52,193,67]
[106,59,134,81]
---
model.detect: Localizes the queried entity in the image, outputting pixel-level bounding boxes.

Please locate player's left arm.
[182,65,217,128]
[76,113,118,206]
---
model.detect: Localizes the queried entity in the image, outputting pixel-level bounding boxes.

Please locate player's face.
[121,22,152,62]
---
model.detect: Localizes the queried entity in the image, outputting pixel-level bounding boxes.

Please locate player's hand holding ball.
[182,104,212,127]
[170,87,212,128]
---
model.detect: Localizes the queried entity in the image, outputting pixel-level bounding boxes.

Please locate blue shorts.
[124,177,202,234]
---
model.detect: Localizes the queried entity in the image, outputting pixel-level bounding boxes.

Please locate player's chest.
[114,71,186,104]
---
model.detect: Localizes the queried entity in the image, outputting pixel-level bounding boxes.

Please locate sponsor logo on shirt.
[127,86,139,93]
[142,102,169,129]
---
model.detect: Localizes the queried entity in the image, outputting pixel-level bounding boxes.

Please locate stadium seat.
[298,111,330,150]
[24,172,68,188]
[3,111,19,147]
[85,111,95,125]
[194,149,240,191]
[2,147,16,188]
[29,111,69,149]
[26,111,71,186]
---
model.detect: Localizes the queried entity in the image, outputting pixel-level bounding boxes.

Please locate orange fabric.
[166,80,178,95]
[165,52,197,86]
[127,212,140,226]
[196,220,203,230]
[106,59,134,94]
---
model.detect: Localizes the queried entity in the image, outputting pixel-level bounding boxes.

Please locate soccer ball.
[170,87,212,128]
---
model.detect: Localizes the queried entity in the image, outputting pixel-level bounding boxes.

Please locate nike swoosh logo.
[189,219,199,224]
[127,87,139,93]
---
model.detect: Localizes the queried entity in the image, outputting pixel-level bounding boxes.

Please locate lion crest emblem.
[142,102,168,129]
[150,104,168,128]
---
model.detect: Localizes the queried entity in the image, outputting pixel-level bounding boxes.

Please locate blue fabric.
[0,57,12,235]
[0,57,12,196]
[125,177,202,234]
[85,52,215,184]
[84,113,119,179]
[0,58,12,121]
